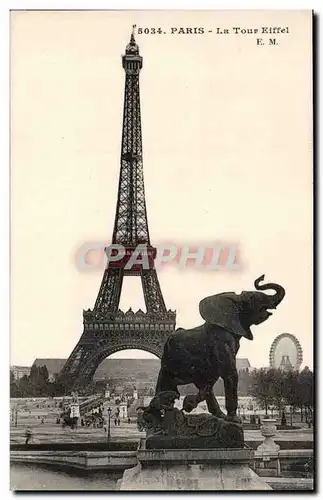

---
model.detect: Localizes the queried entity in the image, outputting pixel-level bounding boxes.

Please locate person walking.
[25,428,32,445]
[281,410,287,426]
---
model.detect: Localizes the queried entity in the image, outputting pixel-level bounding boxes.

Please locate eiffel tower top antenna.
[124,24,139,56]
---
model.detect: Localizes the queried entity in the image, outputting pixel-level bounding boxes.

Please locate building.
[10,366,31,380]
[33,357,251,384]
[236,359,251,372]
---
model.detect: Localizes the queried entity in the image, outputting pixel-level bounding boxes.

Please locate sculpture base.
[144,408,244,449]
[146,433,244,450]
[117,442,272,491]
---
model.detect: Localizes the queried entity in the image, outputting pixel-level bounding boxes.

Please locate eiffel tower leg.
[70,344,104,390]
[141,269,167,313]
[58,339,90,389]
[59,335,109,390]
[94,268,124,314]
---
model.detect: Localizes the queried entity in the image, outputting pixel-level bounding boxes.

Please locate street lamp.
[107,407,112,440]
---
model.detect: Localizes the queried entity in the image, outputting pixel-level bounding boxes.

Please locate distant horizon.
[11,348,312,371]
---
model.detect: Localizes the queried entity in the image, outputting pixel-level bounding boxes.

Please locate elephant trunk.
[254,274,285,307]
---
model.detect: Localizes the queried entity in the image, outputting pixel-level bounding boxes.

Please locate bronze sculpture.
[145,275,285,429]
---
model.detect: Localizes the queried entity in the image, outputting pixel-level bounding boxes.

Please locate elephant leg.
[183,385,208,413]
[205,388,226,419]
[155,369,179,396]
[223,371,241,423]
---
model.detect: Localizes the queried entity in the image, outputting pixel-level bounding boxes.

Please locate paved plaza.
[10,397,313,446]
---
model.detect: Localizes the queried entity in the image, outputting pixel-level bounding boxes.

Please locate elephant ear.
[199,292,253,340]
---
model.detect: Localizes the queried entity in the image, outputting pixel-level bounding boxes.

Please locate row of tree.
[11,365,314,420]
[10,365,55,398]
[249,367,314,421]
[10,366,105,398]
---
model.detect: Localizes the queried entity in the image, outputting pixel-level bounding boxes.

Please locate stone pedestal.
[143,405,244,450]
[117,441,272,491]
[257,418,280,454]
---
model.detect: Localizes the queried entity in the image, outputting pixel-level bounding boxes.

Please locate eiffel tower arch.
[58,29,176,391]
[61,309,174,389]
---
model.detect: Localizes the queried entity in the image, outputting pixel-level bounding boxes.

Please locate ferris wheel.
[269,333,303,370]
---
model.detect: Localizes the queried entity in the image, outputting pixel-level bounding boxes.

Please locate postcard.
[10,10,313,491]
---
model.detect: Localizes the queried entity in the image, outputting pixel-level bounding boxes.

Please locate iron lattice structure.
[59,31,176,390]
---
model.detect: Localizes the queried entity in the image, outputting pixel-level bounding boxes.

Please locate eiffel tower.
[59,28,176,390]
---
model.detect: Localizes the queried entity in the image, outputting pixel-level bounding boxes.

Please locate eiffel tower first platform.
[59,29,176,391]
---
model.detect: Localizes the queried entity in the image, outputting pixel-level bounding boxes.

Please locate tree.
[39,365,49,383]
[282,367,313,423]
[29,364,39,382]
[249,368,275,415]
[270,369,286,416]
[299,367,314,423]
[17,374,32,397]
[10,370,23,398]
[28,365,50,396]
[282,370,299,425]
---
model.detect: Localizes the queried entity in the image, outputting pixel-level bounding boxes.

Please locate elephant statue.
[155,274,285,423]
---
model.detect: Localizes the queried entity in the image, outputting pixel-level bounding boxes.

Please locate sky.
[10,10,313,369]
